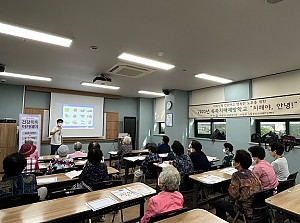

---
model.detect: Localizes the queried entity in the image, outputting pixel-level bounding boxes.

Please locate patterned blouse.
[222,152,234,167]
[229,169,262,218]
[79,161,109,187]
[117,144,133,158]
[172,154,194,184]
[47,158,75,174]
[0,173,37,198]
[140,153,162,178]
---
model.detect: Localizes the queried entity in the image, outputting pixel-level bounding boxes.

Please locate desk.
[189,168,232,208]
[123,153,170,184]
[266,184,300,218]
[37,167,119,187]
[38,155,87,163]
[0,182,156,223]
[156,209,228,223]
[108,150,149,166]
[39,159,88,171]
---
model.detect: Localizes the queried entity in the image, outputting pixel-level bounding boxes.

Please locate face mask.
[58,123,62,127]
[252,158,256,166]
[223,148,227,153]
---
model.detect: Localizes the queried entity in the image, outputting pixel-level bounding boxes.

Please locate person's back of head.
[158,165,181,192]
[269,142,284,156]
[190,140,202,152]
[3,153,27,178]
[88,142,100,151]
[88,147,103,165]
[224,143,233,152]
[57,145,69,157]
[147,143,158,153]
[171,140,184,156]
[74,141,82,151]
[248,146,265,160]
[233,150,252,169]
[162,136,170,145]
[122,136,132,145]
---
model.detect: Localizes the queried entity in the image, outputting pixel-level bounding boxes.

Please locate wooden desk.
[108,150,149,166]
[189,168,232,208]
[37,167,119,187]
[266,184,300,218]
[0,182,156,223]
[157,209,228,223]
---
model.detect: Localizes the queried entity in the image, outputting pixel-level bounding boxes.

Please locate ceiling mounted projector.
[93,73,111,83]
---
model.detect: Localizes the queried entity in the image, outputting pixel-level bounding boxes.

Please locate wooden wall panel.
[106,112,118,140]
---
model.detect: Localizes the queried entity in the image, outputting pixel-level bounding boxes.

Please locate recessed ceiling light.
[118,53,175,70]
[0,21,72,47]
[0,72,52,81]
[81,82,120,90]
[138,90,165,97]
[195,73,233,84]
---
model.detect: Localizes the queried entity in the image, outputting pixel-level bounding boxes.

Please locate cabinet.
[0,122,17,172]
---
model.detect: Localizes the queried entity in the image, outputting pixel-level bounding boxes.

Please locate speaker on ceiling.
[162,89,170,95]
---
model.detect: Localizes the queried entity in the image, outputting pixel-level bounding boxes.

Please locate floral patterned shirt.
[79,161,109,187]
[229,169,262,218]
[172,154,194,184]
[47,158,75,174]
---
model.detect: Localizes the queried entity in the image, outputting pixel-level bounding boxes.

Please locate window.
[159,122,165,135]
[194,119,226,139]
[256,119,300,139]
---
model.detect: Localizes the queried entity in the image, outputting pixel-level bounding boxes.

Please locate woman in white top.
[269,142,290,181]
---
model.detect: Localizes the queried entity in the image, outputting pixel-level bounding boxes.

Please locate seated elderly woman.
[213,150,262,221]
[47,145,75,174]
[19,138,39,173]
[141,165,184,223]
[1,153,47,200]
[115,136,133,169]
[133,143,161,182]
[248,146,278,190]
[69,141,87,159]
[79,146,109,187]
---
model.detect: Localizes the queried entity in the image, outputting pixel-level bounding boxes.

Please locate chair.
[47,188,89,200]
[92,180,122,191]
[277,179,295,193]
[148,207,188,223]
[0,193,39,209]
[142,161,159,183]
[180,170,203,192]
[232,188,274,223]
[287,172,298,186]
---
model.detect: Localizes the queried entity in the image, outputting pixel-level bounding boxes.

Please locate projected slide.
[62,104,94,129]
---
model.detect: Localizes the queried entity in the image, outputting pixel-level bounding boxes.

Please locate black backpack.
[210,129,226,140]
[261,131,279,144]
[251,133,262,144]
[280,135,298,152]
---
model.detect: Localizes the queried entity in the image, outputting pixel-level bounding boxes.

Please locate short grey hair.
[57,145,69,157]
[158,165,181,192]
[74,141,82,151]
[122,136,131,145]
[25,138,34,145]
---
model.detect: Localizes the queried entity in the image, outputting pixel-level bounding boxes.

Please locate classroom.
[0,1,300,222]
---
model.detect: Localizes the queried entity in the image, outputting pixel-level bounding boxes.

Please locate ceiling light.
[0,72,52,81]
[195,73,233,84]
[138,90,165,97]
[118,53,175,70]
[0,21,72,47]
[81,82,120,90]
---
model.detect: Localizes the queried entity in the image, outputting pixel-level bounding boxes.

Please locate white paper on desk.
[109,151,118,155]
[86,196,118,211]
[207,156,217,162]
[159,163,170,168]
[126,184,156,196]
[197,175,226,184]
[111,188,139,201]
[219,167,237,175]
[76,160,87,165]
[65,170,83,179]
[37,177,57,184]
[39,164,47,169]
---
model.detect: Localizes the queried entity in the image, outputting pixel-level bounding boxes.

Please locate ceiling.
[0,0,299,98]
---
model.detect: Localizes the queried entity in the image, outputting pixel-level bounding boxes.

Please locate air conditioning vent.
[106,62,156,78]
